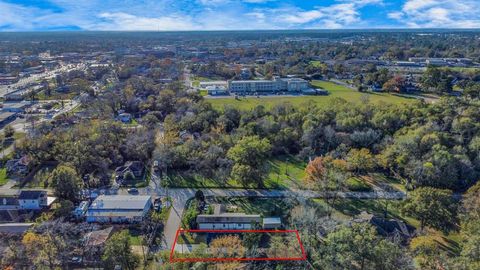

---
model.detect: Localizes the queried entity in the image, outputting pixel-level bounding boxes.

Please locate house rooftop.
[89,195,151,210]
[197,213,261,223]
[18,190,46,200]
[263,217,281,225]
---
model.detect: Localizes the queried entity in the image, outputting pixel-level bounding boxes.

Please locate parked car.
[127,188,138,194]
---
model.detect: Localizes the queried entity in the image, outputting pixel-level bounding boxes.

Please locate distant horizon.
[1,1,480,31]
[1,28,480,33]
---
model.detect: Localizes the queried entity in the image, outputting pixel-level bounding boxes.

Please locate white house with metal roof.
[86,195,152,223]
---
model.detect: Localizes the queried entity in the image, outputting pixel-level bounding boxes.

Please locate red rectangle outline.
[169,229,307,263]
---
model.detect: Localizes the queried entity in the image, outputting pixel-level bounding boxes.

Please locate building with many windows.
[228,77,309,94]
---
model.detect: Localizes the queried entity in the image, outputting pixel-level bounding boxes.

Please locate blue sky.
[1,0,479,31]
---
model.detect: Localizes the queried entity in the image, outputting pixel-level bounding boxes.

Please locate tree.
[227,136,271,187]
[209,235,245,270]
[402,187,457,232]
[210,235,245,258]
[70,78,92,95]
[304,156,348,216]
[50,165,82,202]
[318,223,413,270]
[409,235,447,269]
[22,231,66,269]
[103,230,139,270]
[464,82,480,99]
[383,76,406,92]
[3,125,14,138]
[346,148,376,174]
[455,182,480,269]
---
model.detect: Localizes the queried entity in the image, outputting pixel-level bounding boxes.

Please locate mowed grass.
[0,168,8,186]
[165,155,306,189]
[207,80,417,111]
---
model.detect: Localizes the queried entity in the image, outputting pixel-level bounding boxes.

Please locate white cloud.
[392,0,480,28]
[273,0,380,29]
[387,12,403,20]
[95,12,197,31]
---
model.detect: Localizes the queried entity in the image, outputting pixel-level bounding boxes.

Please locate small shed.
[263,217,282,229]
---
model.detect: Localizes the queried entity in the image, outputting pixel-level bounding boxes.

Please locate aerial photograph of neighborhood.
[0,0,480,269]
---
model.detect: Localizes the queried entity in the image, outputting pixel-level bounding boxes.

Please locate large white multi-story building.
[228,77,309,93]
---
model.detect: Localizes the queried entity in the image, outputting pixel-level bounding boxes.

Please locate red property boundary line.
[169,229,307,263]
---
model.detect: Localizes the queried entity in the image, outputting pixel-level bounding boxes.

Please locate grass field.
[440,67,480,73]
[0,168,8,186]
[206,80,417,110]
[165,155,305,189]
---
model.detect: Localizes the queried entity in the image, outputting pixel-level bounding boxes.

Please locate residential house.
[114,161,145,183]
[196,204,261,230]
[353,211,415,242]
[6,155,32,176]
[18,190,49,210]
[86,195,152,223]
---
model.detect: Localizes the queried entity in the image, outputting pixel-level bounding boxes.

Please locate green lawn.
[440,67,480,73]
[0,168,8,186]
[127,229,144,245]
[346,177,373,192]
[265,155,305,189]
[165,155,306,189]
[35,90,77,100]
[311,198,419,228]
[207,80,417,110]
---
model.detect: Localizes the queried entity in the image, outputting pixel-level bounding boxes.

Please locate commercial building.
[86,195,152,223]
[199,81,228,89]
[228,77,309,93]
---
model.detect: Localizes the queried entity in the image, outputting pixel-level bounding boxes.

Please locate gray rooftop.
[263,217,281,224]
[197,213,261,223]
[89,195,151,210]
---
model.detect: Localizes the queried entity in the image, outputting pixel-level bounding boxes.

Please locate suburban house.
[196,204,260,230]
[6,155,32,176]
[353,211,415,242]
[18,190,50,210]
[86,195,152,223]
[114,161,145,183]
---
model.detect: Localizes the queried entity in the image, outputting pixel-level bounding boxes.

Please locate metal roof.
[18,190,46,200]
[89,195,151,210]
[197,213,261,223]
[263,217,281,224]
